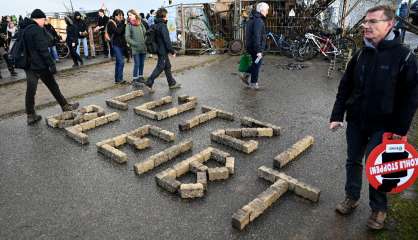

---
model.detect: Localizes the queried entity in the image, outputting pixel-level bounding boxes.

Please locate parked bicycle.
[295,29,356,62]
[265,32,299,58]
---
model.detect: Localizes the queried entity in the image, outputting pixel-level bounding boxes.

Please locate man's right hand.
[329,122,344,131]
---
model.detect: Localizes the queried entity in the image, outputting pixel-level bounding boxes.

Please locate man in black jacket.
[143,8,181,92]
[23,9,79,125]
[74,12,89,59]
[95,9,110,57]
[330,5,418,230]
[242,2,269,90]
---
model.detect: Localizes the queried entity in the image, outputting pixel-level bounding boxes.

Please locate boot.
[27,113,42,125]
[335,197,360,215]
[367,210,387,230]
[62,102,79,112]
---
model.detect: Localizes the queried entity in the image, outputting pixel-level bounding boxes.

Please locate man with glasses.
[329,5,418,230]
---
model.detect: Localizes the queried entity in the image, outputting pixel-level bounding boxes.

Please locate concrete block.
[243,198,267,222]
[155,169,177,180]
[152,151,170,167]
[257,188,280,208]
[274,135,314,168]
[225,157,235,174]
[96,138,115,147]
[225,129,242,138]
[156,111,169,120]
[106,99,127,110]
[294,182,321,203]
[241,128,259,138]
[149,125,163,137]
[242,140,258,154]
[98,144,128,164]
[210,148,230,164]
[179,140,193,153]
[156,176,181,193]
[257,166,277,183]
[216,110,235,121]
[173,161,190,177]
[94,116,109,127]
[196,171,208,190]
[66,127,88,144]
[190,161,209,173]
[270,179,289,197]
[180,183,204,199]
[134,107,157,119]
[106,112,120,122]
[80,120,96,131]
[46,118,59,128]
[206,110,217,120]
[257,128,274,137]
[232,208,251,230]
[166,107,178,117]
[179,122,190,131]
[113,134,127,147]
[134,159,155,175]
[208,167,229,181]
[133,138,151,150]
[159,130,176,142]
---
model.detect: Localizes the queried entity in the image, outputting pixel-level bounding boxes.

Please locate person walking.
[74,12,89,59]
[330,5,418,230]
[45,19,60,62]
[142,8,181,92]
[139,13,149,30]
[65,16,83,67]
[125,9,147,86]
[95,9,110,57]
[21,9,79,125]
[107,9,127,84]
[241,2,269,90]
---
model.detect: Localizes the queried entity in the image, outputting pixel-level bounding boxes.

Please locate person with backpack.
[330,5,418,230]
[125,9,147,86]
[74,12,89,59]
[65,16,83,67]
[241,2,269,90]
[0,31,17,78]
[142,8,181,92]
[107,9,127,84]
[19,9,79,125]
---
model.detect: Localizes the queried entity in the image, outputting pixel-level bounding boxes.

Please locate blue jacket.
[245,11,266,54]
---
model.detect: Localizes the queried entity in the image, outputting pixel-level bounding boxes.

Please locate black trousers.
[99,31,109,56]
[146,54,176,87]
[25,69,68,114]
[68,42,83,65]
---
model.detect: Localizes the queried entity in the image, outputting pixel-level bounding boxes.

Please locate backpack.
[8,28,30,69]
[145,25,158,54]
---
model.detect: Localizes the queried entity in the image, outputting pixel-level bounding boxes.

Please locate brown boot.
[335,197,360,215]
[62,102,79,112]
[367,210,387,230]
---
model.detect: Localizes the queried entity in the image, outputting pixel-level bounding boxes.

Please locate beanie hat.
[31,9,46,19]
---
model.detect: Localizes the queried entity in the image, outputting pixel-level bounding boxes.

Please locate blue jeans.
[246,52,263,84]
[113,46,125,82]
[133,53,146,80]
[345,122,387,211]
[49,46,59,61]
[76,38,89,57]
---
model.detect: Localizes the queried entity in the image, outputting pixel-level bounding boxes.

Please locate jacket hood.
[74,11,82,18]
[364,29,401,50]
[19,17,36,30]
[249,10,265,20]
[154,17,167,24]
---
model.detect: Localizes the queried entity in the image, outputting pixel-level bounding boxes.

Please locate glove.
[49,65,57,74]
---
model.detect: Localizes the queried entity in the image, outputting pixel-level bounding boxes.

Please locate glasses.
[361,19,390,25]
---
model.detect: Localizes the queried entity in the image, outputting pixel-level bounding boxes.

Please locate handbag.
[238,53,252,72]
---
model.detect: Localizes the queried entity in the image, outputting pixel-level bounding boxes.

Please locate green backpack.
[238,53,252,72]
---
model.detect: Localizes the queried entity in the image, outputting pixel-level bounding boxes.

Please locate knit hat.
[31,9,46,19]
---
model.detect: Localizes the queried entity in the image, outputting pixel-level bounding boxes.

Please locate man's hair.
[256,2,269,13]
[366,5,395,20]
[156,8,168,19]
[150,9,155,14]
[98,9,105,14]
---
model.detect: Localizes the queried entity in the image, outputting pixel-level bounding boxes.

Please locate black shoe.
[169,83,182,89]
[80,61,84,66]
[143,83,155,93]
[62,102,79,112]
[72,64,79,68]
[27,114,42,125]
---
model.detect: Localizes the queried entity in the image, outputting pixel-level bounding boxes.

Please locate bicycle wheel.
[296,41,317,62]
[57,43,70,59]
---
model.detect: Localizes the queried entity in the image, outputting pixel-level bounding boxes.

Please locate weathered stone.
[242,140,258,154]
[208,167,229,181]
[257,166,277,183]
[257,188,280,208]
[225,129,242,138]
[156,176,181,193]
[152,151,170,167]
[257,128,274,137]
[159,130,176,142]
[240,117,281,136]
[79,105,94,113]
[241,128,259,138]
[196,171,208,190]
[96,138,115,147]
[179,122,190,131]
[46,118,59,128]
[155,169,177,180]
[98,144,128,163]
[134,107,157,119]
[94,116,109,127]
[216,110,235,121]
[294,182,321,203]
[198,113,211,124]
[134,159,155,174]
[180,183,204,199]
[79,120,96,131]
[106,99,128,110]
[166,108,178,117]
[225,157,235,174]
[133,138,151,150]
[210,148,230,164]
[66,127,88,144]
[149,125,163,137]
[113,134,127,147]
[243,198,268,222]
[232,208,251,230]
[190,161,209,173]
[156,111,169,120]
[180,140,193,153]
[269,179,289,197]
[173,161,190,177]
[274,135,314,168]
[57,120,75,128]
[106,112,120,122]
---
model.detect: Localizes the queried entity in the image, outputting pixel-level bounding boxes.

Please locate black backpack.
[145,25,158,54]
[8,28,30,69]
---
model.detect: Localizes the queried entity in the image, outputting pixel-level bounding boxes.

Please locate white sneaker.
[250,82,260,90]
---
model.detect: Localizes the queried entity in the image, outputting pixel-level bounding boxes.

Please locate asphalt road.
[0,56,385,240]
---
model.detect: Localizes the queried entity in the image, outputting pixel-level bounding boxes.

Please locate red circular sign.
[366,132,418,194]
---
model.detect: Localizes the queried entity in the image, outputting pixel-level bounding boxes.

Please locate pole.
[180,4,186,54]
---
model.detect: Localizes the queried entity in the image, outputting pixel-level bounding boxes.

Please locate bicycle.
[265,32,299,58]
[295,30,356,62]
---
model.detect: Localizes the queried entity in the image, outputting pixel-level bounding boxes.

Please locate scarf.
[129,19,139,26]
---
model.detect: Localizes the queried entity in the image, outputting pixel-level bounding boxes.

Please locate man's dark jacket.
[330,30,418,135]
[66,23,79,45]
[21,18,55,71]
[153,17,175,56]
[245,10,266,54]
[74,12,87,39]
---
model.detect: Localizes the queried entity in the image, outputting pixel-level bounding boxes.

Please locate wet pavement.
[0,55,401,239]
